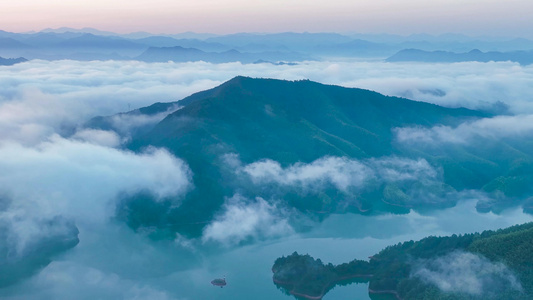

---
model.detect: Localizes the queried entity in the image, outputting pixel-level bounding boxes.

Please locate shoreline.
[273,273,373,300]
[368,288,402,300]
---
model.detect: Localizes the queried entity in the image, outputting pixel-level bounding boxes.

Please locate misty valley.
[1,29,533,300]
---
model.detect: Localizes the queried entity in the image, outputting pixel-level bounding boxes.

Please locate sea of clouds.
[1,59,533,299]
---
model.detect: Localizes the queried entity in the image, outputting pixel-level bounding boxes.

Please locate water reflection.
[1,200,531,300]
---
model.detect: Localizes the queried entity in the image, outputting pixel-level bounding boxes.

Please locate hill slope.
[114,77,504,237]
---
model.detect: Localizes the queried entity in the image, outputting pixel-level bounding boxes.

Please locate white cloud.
[71,129,122,147]
[102,106,182,137]
[413,251,523,296]
[240,156,437,192]
[0,135,192,269]
[0,213,77,261]
[243,157,371,191]
[395,114,533,145]
[202,194,293,246]
[0,136,192,223]
[331,61,533,114]
[2,60,533,146]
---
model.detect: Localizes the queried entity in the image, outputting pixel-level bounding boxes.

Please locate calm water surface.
[3,200,531,300]
[156,200,533,300]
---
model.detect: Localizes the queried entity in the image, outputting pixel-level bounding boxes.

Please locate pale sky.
[1,0,533,37]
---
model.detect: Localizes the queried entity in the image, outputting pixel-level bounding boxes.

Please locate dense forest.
[87,76,533,239]
[272,222,533,299]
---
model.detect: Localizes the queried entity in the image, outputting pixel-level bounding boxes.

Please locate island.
[272,252,372,299]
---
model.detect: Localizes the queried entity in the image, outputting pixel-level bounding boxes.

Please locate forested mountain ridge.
[100,76,531,238]
[88,77,533,238]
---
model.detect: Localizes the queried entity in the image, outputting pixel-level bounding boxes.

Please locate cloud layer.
[395,114,533,145]
[0,137,191,223]
[2,60,533,142]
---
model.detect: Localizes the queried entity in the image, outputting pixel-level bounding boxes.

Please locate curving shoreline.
[368,289,402,300]
[273,274,373,300]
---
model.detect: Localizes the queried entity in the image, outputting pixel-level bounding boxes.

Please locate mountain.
[273,222,533,299]
[0,56,27,66]
[205,32,353,51]
[89,76,517,238]
[86,77,533,239]
[85,100,182,137]
[0,37,32,49]
[2,30,533,62]
[0,38,33,57]
[387,48,533,65]
[313,38,396,56]
[135,46,310,63]
[130,76,484,162]
[17,32,71,47]
[54,33,146,50]
[40,27,119,36]
[134,36,230,52]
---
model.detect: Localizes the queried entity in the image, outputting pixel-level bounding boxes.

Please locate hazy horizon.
[2,0,533,38]
[5,26,531,40]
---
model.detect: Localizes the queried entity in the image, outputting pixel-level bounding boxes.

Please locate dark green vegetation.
[87,77,533,238]
[272,252,372,299]
[273,222,533,300]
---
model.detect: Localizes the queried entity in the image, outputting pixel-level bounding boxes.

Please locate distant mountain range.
[0,56,27,66]
[387,48,533,65]
[2,28,533,62]
[86,77,533,238]
[135,46,311,63]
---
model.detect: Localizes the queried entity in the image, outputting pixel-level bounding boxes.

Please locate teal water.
[149,200,532,300]
[2,200,531,300]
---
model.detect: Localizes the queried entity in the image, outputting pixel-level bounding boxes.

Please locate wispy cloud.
[413,251,523,296]
[202,194,293,246]
[237,155,438,193]
[395,114,533,145]
[2,60,533,144]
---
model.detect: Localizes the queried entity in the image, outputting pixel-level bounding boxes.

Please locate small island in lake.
[272,252,372,299]
[273,222,533,300]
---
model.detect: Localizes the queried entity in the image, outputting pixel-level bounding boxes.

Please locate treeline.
[272,252,372,299]
[273,222,533,299]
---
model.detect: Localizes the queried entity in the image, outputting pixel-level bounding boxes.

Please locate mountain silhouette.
[387,48,533,65]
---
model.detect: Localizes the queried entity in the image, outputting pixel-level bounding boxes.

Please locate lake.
[2,200,531,300]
